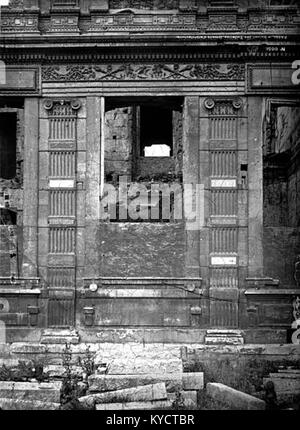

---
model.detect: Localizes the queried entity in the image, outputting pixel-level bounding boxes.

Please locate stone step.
[79,382,167,408]
[88,373,183,393]
[94,344,182,363]
[0,397,60,410]
[106,358,183,375]
[0,381,62,402]
[205,330,244,345]
[96,400,172,410]
[40,329,80,345]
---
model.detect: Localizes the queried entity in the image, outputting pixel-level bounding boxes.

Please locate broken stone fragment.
[88,373,183,393]
[0,381,62,403]
[0,398,60,410]
[79,382,167,408]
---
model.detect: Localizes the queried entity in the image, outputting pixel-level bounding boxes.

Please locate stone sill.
[0,288,41,295]
[245,289,300,296]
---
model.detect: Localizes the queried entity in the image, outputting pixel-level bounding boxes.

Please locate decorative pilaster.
[43,98,81,328]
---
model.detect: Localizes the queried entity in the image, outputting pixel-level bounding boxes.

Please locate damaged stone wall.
[105,107,134,181]
[101,103,184,277]
[0,108,24,278]
[263,105,300,286]
[98,222,185,277]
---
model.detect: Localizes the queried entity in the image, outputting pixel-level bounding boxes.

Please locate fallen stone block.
[0,398,60,410]
[79,382,167,408]
[88,373,183,393]
[96,400,172,410]
[107,358,183,375]
[0,381,62,402]
[168,390,198,410]
[182,373,204,391]
[206,383,265,410]
[44,364,83,379]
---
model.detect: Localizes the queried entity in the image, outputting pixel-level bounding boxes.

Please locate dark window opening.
[0,113,17,180]
[140,106,173,157]
[0,208,16,225]
[263,102,300,287]
[103,98,183,223]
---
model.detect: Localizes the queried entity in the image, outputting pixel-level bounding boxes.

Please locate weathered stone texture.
[97,222,184,277]
[79,382,167,407]
[89,373,183,393]
[206,382,266,410]
[0,381,61,402]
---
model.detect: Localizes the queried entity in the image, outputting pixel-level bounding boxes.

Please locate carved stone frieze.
[1,4,299,35]
[87,13,196,31]
[109,0,179,9]
[42,63,245,82]
[0,15,39,33]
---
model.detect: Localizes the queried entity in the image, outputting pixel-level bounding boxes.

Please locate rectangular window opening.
[0,112,17,180]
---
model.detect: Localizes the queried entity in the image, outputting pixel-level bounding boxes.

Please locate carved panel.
[47,266,75,289]
[210,299,238,327]
[0,15,39,33]
[211,190,237,216]
[210,117,237,140]
[109,0,179,9]
[48,298,74,327]
[49,190,76,217]
[210,267,238,288]
[49,151,76,178]
[211,150,237,177]
[42,64,245,82]
[211,227,237,253]
[49,227,75,254]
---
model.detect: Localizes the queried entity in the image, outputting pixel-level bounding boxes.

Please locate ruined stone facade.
[0,0,299,344]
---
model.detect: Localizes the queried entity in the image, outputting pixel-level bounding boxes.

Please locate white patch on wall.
[211,256,237,266]
[211,179,237,188]
[49,179,75,189]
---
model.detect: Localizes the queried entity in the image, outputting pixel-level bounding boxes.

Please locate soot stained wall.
[263,106,300,286]
[98,222,185,277]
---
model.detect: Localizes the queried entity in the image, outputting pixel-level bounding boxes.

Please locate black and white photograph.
[0,0,299,415]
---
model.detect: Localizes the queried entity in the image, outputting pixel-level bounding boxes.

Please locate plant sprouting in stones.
[77,345,96,383]
[172,390,186,410]
[60,343,91,410]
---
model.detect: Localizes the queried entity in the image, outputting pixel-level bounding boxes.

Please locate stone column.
[84,97,104,278]
[22,98,39,278]
[182,96,201,278]
[248,97,264,277]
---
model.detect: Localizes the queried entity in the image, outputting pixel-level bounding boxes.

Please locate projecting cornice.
[0,2,299,39]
